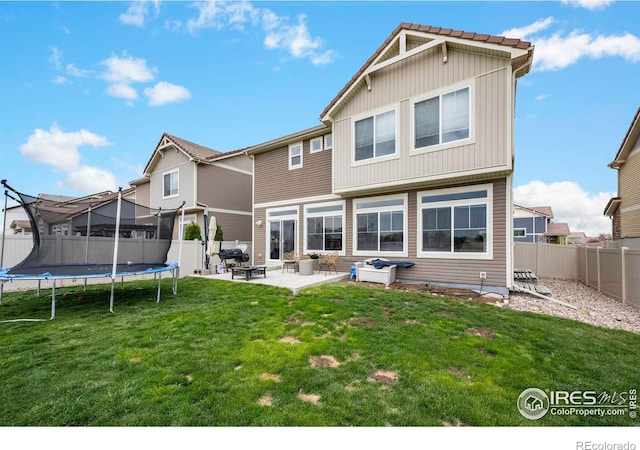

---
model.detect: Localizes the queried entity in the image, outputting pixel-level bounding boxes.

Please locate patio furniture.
[231,265,267,281]
[317,252,338,275]
[355,258,397,286]
[298,258,314,276]
[281,251,298,273]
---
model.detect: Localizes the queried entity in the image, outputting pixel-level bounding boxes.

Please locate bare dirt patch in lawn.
[478,346,497,357]
[298,392,321,405]
[278,336,300,345]
[448,366,471,379]
[310,355,340,368]
[437,310,457,318]
[257,394,273,406]
[404,319,419,325]
[259,373,281,382]
[368,370,399,384]
[466,327,493,339]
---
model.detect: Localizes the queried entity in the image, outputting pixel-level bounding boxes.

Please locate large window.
[163,170,179,198]
[289,142,303,170]
[418,185,492,259]
[353,195,407,256]
[414,86,471,151]
[305,202,344,254]
[354,109,396,162]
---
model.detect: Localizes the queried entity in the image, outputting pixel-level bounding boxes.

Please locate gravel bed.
[507,278,640,334]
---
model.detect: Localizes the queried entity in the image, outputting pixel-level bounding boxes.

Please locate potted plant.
[307,252,321,260]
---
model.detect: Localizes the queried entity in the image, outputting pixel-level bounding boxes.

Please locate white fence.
[515,242,640,308]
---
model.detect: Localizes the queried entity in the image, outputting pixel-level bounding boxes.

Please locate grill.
[218,248,250,266]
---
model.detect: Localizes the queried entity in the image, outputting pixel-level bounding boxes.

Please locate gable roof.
[514,204,553,218]
[143,132,222,175]
[546,222,571,237]
[320,22,534,121]
[609,107,640,168]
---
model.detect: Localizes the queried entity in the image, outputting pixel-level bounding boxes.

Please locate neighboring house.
[9,220,31,235]
[567,231,587,245]
[248,23,534,294]
[513,205,553,243]
[133,133,253,242]
[543,222,571,245]
[605,107,640,245]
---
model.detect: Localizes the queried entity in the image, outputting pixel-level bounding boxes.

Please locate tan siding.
[254,138,333,205]
[214,153,252,173]
[197,165,252,212]
[253,208,267,264]
[213,211,252,242]
[134,181,150,208]
[149,148,195,209]
[332,47,511,193]
[620,148,640,237]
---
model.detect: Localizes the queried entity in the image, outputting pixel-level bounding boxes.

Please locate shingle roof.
[546,223,571,236]
[320,22,533,120]
[609,107,640,168]
[164,133,222,161]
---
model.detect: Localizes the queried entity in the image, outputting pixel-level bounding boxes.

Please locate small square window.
[324,134,333,150]
[310,137,323,153]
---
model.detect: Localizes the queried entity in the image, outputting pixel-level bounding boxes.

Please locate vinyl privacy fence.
[514,242,640,308]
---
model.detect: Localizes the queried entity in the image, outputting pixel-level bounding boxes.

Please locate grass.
[0,277,638,426]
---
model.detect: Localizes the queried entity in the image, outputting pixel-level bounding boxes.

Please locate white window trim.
[303,200,346,256]
[288,142,303,170]
[310,137,323,154]
[410,80,475,155]
[162,169,179,199]
[265,205,299,263]
[352,193,408,257]
[514,228,527,238]
[324,133,333,150]
[417,184,493,260]
[351,104,400,167]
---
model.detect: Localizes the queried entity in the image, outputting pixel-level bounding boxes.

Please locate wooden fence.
[514,242,640,308]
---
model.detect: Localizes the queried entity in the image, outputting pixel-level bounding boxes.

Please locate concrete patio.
[194,265,350,293]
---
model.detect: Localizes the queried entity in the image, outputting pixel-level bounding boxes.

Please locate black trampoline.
[0,180,185,320]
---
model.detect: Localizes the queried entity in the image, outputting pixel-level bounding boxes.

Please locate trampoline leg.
[0,282,3,305]
[84,278,87,291]
[50,280,56,320]
[37,280,41,297]
[172,269,178,296]
[156,271,162,303]
[109,279,115,313]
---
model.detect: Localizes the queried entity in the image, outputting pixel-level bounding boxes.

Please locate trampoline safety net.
[3,185,181,277]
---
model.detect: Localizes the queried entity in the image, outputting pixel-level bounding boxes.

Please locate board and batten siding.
[332,46,512,193]
[149,148,196,210]
[619,134,640,238]
[254,139,333,205]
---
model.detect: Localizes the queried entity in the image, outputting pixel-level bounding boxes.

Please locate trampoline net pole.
[1,190,7,305]
[110,188,123,313]
[50,279,56,320]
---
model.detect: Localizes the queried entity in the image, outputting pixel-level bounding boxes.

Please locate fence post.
[585,246,589,287]
[596,247,601,293]
[621,247,627,305]
[535,240,541,276]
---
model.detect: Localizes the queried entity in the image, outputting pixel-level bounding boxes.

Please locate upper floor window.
[163,170,179,198]
[289,142,303,170]
[324,134,333,150]
[414,86,471,152]
[310,137,323,154]
[354,109,396,162]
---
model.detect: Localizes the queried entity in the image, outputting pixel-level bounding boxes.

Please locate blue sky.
[1,0,639,236]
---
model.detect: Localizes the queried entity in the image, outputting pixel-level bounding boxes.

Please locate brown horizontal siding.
[620,149,640,238]
[197,165,252,212]
[214,211,252,242]
[254,139,332,205]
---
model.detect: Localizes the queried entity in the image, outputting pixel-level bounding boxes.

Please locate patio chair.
[282,251,298,273]
[317,252,338,275]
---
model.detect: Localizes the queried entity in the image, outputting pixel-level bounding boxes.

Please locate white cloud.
[20,124,116,194]
[503,18,640,71]
[66,63,90,78]
[184,1,334,66]
[107,82,138,100]
[49,46,63,69]
[53,75,68,84]
[514,180,614,236]
[144,81,191,106]
[61,166,117,193]
[535,94,550,101]
[101,53,156,84]
[119,1,161,27]
[560,0,615,10]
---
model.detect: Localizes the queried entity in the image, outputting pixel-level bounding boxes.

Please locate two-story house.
[132,132,253,242]
[605,107,640,247]
[513,205,553,243]
[248,23,534,294]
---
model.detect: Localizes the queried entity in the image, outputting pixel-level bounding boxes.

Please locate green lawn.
[0,277,637,426]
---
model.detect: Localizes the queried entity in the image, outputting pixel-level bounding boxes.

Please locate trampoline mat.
[1,262,176,278]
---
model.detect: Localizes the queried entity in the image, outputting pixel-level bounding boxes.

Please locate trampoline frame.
[0,180,185,320]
